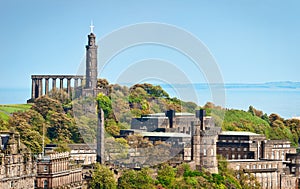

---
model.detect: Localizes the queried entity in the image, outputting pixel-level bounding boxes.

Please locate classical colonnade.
[31,75,84,99]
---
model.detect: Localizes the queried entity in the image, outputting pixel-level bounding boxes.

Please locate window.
[203,149,207,156]
[44,166,48,172]
[211,149,214,156]
[44,180,48,189]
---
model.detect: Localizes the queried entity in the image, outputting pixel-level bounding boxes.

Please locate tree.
[8,109,48,153]
[48,89,71,105]
[90,163,117,189]
[46,111,74,143]
[118,168,155,189]
[31,96,64,118]
[156,163,176,188]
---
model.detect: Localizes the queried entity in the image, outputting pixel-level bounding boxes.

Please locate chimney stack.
[196,109,206,130]
[165,110,175,128]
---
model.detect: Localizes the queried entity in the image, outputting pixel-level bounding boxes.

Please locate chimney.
[165,110,175,128]
[196,109,206,130]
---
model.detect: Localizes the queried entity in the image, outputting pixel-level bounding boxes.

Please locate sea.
[0,82,299,119]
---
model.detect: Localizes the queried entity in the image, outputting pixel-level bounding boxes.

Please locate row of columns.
[31,76,84,99]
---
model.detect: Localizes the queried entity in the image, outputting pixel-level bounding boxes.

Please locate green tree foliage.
[97,93,113,119]
[156,163,176,188]
[118,168,155,189]
[8,109,48,153]
[90,163,117,189]
[32,96,64,118]
[5,95,83,152]
[48,89,71,105]
[46,111,74,143]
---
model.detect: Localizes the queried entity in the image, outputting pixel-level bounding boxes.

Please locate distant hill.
[158,81,300,89]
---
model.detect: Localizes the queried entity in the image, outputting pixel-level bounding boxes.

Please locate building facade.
[0,131,36,189]
[217,131,298,189]
[36,152,82,189]
[68,144,96,165]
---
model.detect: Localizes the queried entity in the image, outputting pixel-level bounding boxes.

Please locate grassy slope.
[0,104,32,121]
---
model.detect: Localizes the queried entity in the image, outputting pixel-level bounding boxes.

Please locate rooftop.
[144,112,195,117]
[220,131,262,136]
[140,131,191,138]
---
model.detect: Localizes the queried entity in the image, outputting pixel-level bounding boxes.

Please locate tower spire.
[90,20,95,33]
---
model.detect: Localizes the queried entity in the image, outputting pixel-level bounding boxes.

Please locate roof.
[144,112,195,117]
[220,131,262,136]
[140,132,191,138]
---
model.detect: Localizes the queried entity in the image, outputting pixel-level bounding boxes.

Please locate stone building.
[68,144,96,165]
[131,111,198,134]
[217,131,266,160]
[227,160,297,189]
[129,109,221,173]
[0,131,36,189]
[263,140,296,160]
[217,131,298,189]
[36,152,82,189]
[286,152,300,180]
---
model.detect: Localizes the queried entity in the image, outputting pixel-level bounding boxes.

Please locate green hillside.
[0,104,32,121]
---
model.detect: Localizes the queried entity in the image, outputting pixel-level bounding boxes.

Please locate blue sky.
[0,0,300,89]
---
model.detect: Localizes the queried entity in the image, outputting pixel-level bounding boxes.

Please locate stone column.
[38,79,43,97]
[52,78,56,90]
[67,78,71,96]
[60,78,64,90]
[45,78,49,96]
[74,78,78,88]
[31,79,36,99]
[97,108,105,164]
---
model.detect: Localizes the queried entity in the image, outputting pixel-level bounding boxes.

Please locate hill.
[0,104,31,121]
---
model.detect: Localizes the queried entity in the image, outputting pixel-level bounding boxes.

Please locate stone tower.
[193,109,221,174]
[85,26,98,89]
